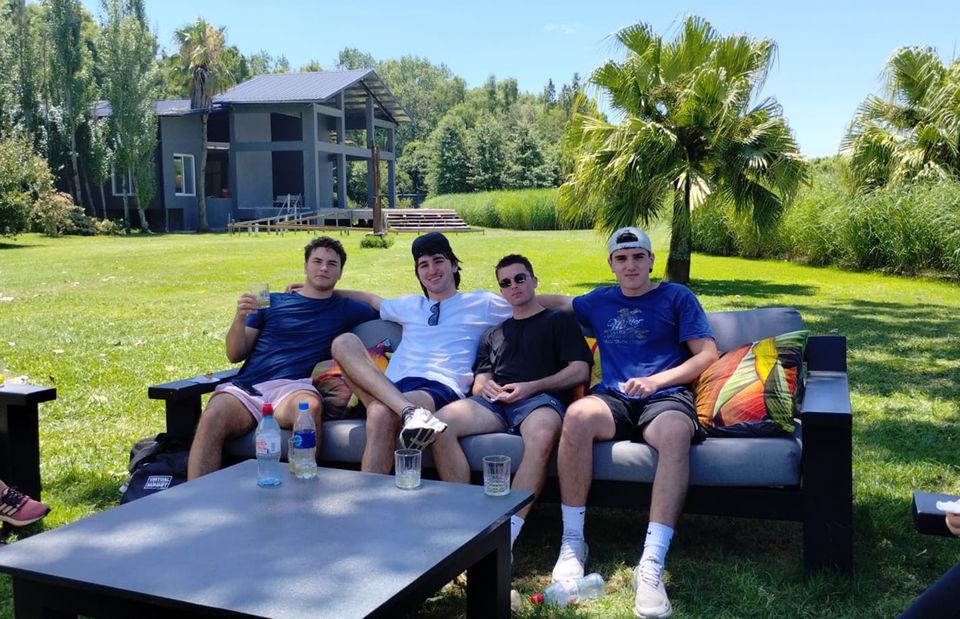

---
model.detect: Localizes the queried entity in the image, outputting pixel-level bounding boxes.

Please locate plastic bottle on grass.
[530,573,604,607]
[255,403,282,487]
[291,401,318,479]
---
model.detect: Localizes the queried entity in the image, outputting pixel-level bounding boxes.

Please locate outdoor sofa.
[149,306,853,576]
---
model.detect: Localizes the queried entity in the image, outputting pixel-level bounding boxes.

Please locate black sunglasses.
[428,302,440,326]
[498,273,529,288]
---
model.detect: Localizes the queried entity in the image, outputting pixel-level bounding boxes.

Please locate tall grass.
[692,171,960,277]
[421,188,593,231]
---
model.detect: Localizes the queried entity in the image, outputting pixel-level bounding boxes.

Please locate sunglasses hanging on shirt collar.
[498,273,529,288]
[428,302,440,326]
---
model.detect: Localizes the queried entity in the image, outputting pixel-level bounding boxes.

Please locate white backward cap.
[607,226,652,255]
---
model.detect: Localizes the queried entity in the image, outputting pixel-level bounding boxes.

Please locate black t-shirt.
[473,308,593,404]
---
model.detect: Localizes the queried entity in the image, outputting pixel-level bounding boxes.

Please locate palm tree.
[173,19,234,231]
[559,16,807,284]
[842,47,960,193]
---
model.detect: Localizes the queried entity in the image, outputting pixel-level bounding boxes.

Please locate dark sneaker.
[0,487,51,527]
[398,407,447,450]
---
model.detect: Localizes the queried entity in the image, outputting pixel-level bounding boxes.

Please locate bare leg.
[273,390,324,452]
[641,411,695,527]
[432,399,505,483]
[513,407,562,519]
[332,333,418,415]
[556,396,616,506]
[361,391,435,473]
[187,394,256,480]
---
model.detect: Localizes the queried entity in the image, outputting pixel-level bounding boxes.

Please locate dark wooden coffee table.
[0,460,532,618]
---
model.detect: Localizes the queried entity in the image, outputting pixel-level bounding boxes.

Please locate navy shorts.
[393,376,462,411]
[591,388,705,443]
[469,392,565,435]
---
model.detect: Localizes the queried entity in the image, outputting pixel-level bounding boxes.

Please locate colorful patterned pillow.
[693,330,809,437]
[311,340,391,418]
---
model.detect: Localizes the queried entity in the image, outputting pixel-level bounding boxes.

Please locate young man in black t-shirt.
[430,254,592,554]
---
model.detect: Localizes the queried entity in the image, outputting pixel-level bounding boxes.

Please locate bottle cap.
[262,403,274,415]
[298,401,308,410]
[530,592,544,605]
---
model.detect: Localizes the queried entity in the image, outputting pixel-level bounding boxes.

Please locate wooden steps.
[385,209,481,234]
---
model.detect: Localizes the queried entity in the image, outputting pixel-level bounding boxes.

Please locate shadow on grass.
[0,242,37,250]
[691,279,819,299]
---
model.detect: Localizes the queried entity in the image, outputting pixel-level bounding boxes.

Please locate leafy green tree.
[468,116,506,191]
[0,1,46,142]
[48,0,95,209]
[299,59,323,72]
[427,115,472,195]
[377,56,466,150]
[0,132,55,235]
[842,46,960,192]
[541,78,556,106]
[99,0,157,232]
[397,140,430,196]
[84,117,112,219]
[505,123,551,189]
[336,47,375,70]
[173,18,235,231]
[559,16,806,284]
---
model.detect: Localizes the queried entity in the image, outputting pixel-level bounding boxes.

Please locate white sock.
[560,504,586,540]
[510,515,524,548]
[640,521,674,567]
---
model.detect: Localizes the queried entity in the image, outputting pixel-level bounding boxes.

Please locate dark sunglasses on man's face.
[498,272,529,288]
[428,302,440,326]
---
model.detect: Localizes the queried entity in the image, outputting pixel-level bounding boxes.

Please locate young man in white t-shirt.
[331,232,512,473]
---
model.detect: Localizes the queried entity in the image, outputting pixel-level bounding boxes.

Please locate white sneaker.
[398,407,447,450]
[551,538,588,581]
[633,558,672,618]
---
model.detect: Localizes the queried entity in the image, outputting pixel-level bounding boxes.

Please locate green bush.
[360,233,395,249]
[0,133,56,236]
[422,188,591,230]
[691,199,736,255]
[96,218,126,236]
[30,192,82,237]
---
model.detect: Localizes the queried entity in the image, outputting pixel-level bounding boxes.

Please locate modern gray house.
[96,69,410,231]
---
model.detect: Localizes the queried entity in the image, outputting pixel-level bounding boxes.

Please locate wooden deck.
[228,208,482,235]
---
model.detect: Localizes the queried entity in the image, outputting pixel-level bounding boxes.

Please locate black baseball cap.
[411,232,453,260]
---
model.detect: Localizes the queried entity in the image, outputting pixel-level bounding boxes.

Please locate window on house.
[174,154,196,196]
[111,166,134,196]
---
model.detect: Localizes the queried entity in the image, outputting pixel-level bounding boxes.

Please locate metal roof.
[215,69,410,124]
[92,99,196,118]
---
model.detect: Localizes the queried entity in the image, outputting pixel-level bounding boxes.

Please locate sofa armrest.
[148,369,239,441]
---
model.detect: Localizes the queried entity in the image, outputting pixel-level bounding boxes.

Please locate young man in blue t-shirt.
[540,227,718,619]
[187,237,377,480]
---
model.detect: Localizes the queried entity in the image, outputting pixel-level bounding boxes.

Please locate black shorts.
[592,388,705,443]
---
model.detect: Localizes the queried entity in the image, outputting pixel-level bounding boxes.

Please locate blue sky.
[82,0,960,158]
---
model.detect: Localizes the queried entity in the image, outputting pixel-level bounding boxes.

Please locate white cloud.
[545,23,577,34]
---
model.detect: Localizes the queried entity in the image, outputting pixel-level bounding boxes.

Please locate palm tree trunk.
[197,110,209,231]
[665,184,692,285]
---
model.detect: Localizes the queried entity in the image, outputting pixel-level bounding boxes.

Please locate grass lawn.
[0,228,958,618]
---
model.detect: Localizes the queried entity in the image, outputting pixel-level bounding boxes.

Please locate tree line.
[0,0,596,234]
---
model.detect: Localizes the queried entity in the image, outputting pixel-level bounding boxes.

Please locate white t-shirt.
[380,291,512,395]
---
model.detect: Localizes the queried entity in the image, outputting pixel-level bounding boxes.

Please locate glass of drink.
[253,283,270,308]
[394,448,421,490]
[483,455,511,496]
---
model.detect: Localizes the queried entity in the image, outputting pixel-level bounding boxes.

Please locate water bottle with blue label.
[255,403,282,487]
[291,401,318,479]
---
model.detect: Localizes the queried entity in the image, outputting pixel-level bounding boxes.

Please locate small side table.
[912,491,956,537]
[0,384,56,501]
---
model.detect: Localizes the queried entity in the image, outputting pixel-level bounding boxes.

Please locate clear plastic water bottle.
[255,403,282,487]
[291,401,317,480]
[530,573,604,607]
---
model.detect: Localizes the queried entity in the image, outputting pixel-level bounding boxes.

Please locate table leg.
[466,520,511,619]
[13,578,76,618]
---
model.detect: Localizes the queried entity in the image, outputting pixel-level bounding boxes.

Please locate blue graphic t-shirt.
[572,283,713,400]
[236,292,378,385]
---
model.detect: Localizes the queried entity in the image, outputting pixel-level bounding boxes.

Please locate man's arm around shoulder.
[537,294,574,313]
[334,288,384,312]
